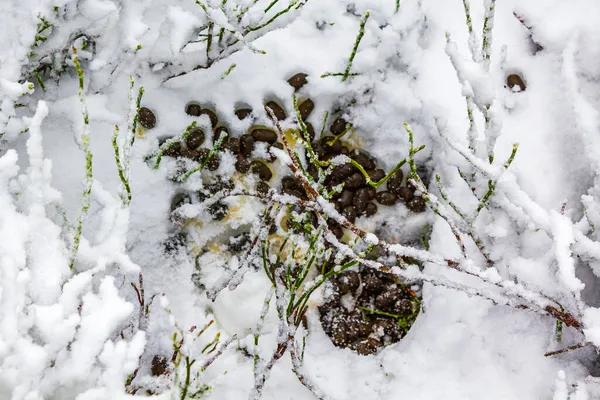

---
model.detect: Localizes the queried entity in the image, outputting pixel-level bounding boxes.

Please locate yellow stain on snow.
[280,213,290,232]
[207,241,223,254]
[190,245,202,258]
[136,126,145,140]
[223,202,242,222]
[284,128,299,148]
[184,219,204,230]
[265,231,309,263]
[344,129,361,149]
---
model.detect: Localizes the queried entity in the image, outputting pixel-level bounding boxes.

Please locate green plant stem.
[435,174,466,219]
[481,0,496,67]
[180,129,227,181]
[320,72,359,79]
[154,121,197,169]
[476,179,495,213]
[319,111,328,139]
[34,70,46,92]
[264,0,279,13]
[112,126,132,205]
[475,143,518,212]
[218,27,225,46]
[254,288,274,370]
[326,124,352,146]
[244,0,300,34]
[503,143,519,169]
[124,78,143,178]
[221,63,236,79]
[465,97,476,152]
[262,241,275,285]
[342,11,370,82]
[351,154,421,189]
[180,356,195,400]
[128,77,144,148]
[207,21,214,65]
[69,49,93,271]
[202,332,221,354]
[358,306,399,319]
[292,95,326,172]
[293,259,358,324]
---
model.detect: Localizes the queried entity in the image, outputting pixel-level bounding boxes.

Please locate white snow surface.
[3,0,600,399]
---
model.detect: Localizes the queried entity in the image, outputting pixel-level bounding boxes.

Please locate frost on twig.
[68,49,93,271]
[162,0,307,82]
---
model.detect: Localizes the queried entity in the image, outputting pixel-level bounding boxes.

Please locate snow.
[4,0,600,398]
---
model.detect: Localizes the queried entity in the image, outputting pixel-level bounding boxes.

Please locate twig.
[289,341,327,400]
[201,334,237,371]
[544,342,586,357]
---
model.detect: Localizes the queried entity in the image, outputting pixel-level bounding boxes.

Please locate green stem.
[342,11,370,82]
[180,129,227,181]
[221,63,236,79]
[111,126,132,205]
[320,72,360,79]
[244,0,299,34]
[476,143,518,212]
[475,180,494,213]
[34,70,46,92]
[326,124,352,146]
[180,356,195,400]
[69,50,93,271]
[202,332,221,353]
[503,143,519,169]
[481,0,496,66]
[264,0,279,13]
[254,288,274,369]
[207,21,214,65]
[319,111,329,139]
[292,95,327,173]
[293,259,358,320]
[435,174,466,219]
[131,83,144,147]
[358,306,399,319]
[350,150,423,189]
[154,121,197,169]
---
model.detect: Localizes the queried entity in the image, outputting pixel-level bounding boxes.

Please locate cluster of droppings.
[143,71,425,356]
[319,267,421,355]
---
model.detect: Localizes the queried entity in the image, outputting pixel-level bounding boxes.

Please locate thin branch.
[544,342,586,357]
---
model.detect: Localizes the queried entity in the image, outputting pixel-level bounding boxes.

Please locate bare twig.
[544,342,586,357]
